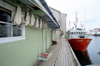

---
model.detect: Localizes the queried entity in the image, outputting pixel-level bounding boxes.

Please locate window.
[0,8,25,44]
[13,25,22,36]
[0,9,22,38]
[71,32,73,34]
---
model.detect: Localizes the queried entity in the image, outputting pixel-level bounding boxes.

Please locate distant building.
[50,7,67,39]
[94,28,100,32]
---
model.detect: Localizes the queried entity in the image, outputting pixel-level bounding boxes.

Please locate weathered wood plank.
[33,38,81,66]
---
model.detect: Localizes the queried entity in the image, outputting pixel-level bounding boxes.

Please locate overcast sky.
[45,0,100,31]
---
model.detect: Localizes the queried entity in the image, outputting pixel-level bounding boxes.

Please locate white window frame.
[0,8,25,44]
[0,13,25,44]
[0,23,25,44]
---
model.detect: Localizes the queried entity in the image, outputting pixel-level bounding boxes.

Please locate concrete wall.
[50,7,60,23]
[60,13,67,31]
[50,8,60,40]
[56,30,60,39]
[52,30,56,40]
[0,26,52,66]
[60,13,67,37]
[50,7,67,38]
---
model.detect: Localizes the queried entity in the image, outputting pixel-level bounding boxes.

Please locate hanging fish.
[43,21,47,29]
[39,19,42,29]
[45,23,47,29]
[42,20,45,29]
[35,17,39,28]
[25,11,30,26]
[14,4,22,25]
[45,22,47,29]
[21,13,26,24]
[30,14,35,26]
[10,9,15,22]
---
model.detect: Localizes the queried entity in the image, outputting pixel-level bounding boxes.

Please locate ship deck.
[33,38,81,66]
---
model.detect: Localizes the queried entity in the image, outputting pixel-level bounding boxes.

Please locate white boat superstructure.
[68,29,85,39]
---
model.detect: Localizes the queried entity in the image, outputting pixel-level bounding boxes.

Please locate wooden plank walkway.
[33,38,81,66]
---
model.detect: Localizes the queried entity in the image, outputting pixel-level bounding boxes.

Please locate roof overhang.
[15,0,60,29]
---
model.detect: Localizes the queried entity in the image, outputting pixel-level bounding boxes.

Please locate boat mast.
[69,21,70,30]
[84,9,85,30]
[75,12,78,30]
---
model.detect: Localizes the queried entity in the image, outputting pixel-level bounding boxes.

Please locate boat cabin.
[68,30,85,39]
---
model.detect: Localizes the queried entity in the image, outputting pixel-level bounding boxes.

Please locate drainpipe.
[51,29,53,43]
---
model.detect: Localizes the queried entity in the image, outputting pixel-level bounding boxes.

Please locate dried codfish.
[30,14,35,26]
[42,20,45,28]
[35,17,39,28]
[42,21,47,29]
[39,19,42,29]
[10,9,15,22]
[44,22,47,29]
[45,22,47,29]
[25,12,30,26]
[21,14,25,24]
[14,5,22,25]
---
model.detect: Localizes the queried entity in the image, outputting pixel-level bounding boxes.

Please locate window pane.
[0,10,11,23]
[13,25,22,36]
[0,23,11,37]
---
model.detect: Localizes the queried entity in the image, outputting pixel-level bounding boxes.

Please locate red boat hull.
[68,38,92,52]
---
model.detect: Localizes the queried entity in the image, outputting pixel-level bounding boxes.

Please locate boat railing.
[85,34,92,38]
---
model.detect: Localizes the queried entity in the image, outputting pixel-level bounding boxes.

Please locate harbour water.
[73,36,100,66]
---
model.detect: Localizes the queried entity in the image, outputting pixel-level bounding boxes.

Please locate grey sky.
[45,0,100,31]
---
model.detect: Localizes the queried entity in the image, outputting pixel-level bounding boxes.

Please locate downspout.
[51,29,53,43]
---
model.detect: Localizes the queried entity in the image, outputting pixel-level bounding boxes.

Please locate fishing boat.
[67,12,92,52]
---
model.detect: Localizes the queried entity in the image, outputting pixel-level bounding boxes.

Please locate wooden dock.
[33,38,81,66]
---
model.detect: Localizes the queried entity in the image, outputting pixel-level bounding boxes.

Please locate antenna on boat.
[84,9,85,30]
[69,21,70,30]
[75,12,78,30]
[80,21,84,29]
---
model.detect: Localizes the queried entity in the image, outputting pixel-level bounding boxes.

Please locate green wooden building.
[0,0,60,66]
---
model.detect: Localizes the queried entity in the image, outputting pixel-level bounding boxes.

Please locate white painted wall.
[50,7,60,40]
[50,7,60,23]
[60,13,67,37]
[60,13,67,31]
[50,7,67,38]
[56,31,60,39]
